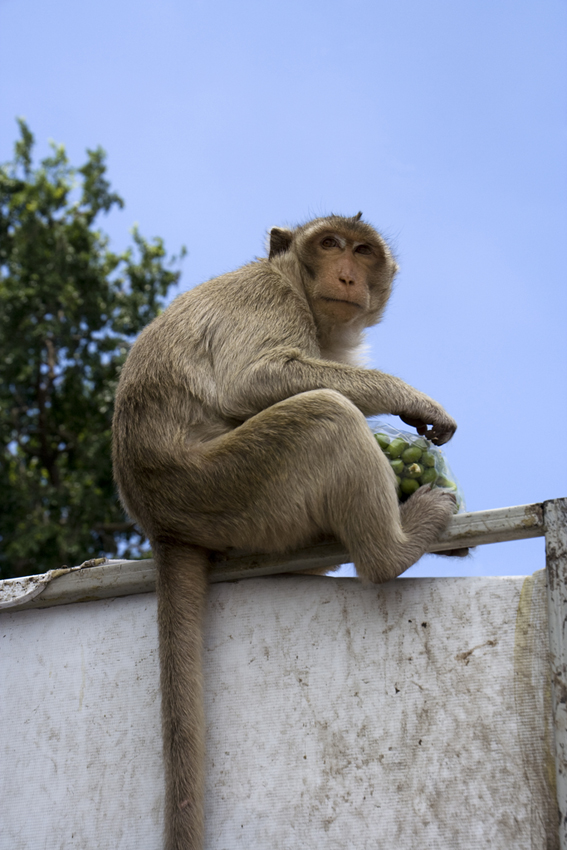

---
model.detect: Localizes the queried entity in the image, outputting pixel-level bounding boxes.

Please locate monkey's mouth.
[321,297,363,310]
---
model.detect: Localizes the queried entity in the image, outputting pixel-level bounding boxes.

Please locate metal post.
[545,497,567,848]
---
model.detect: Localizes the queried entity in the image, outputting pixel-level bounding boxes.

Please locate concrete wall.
[0,572,557,849]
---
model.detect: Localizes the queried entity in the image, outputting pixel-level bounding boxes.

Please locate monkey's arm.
[215,328,456,445]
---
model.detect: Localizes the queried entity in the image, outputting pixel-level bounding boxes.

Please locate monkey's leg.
[160,389,455,583]
[266,390,456,583]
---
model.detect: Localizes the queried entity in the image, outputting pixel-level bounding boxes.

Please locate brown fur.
[112,213,458,849]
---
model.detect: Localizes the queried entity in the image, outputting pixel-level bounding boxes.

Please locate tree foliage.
[0,120,184,578]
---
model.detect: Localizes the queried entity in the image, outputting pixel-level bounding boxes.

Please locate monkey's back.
[112,260,316,529]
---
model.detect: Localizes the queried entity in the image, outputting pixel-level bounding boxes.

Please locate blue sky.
[1,0,565,577]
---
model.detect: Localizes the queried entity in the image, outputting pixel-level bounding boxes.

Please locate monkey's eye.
[354,244,372,255]
[321,237,338,249]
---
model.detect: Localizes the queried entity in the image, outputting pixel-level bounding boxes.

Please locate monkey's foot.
[355,486,458,584]
[400,485,456,546]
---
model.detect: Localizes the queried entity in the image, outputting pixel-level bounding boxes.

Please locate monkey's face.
[269,215,398,330]
[303,231,392,328]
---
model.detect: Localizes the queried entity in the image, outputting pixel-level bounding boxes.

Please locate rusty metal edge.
[0,501,550,612]
[544,497,567,849]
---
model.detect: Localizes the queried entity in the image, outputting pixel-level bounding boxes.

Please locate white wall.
[0,572,556,850]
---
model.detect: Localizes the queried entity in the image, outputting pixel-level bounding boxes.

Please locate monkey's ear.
[269,227,294,259]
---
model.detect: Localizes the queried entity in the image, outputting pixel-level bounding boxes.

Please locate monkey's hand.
[400,411,457,446]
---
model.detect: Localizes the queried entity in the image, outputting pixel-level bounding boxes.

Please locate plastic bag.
[368,420,465,512]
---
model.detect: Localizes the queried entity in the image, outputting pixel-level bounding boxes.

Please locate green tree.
[0,120,184,579]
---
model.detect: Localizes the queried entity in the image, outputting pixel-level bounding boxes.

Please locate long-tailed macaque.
[112,213,458,850]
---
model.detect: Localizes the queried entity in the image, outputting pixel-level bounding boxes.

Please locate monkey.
[112,213,458,850]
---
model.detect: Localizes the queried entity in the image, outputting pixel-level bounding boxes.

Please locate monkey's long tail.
[153,541,209,850]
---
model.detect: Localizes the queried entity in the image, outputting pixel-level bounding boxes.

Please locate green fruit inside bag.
[369,420,465,512]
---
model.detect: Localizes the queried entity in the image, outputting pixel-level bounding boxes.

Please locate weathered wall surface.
[0,573,556,850]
